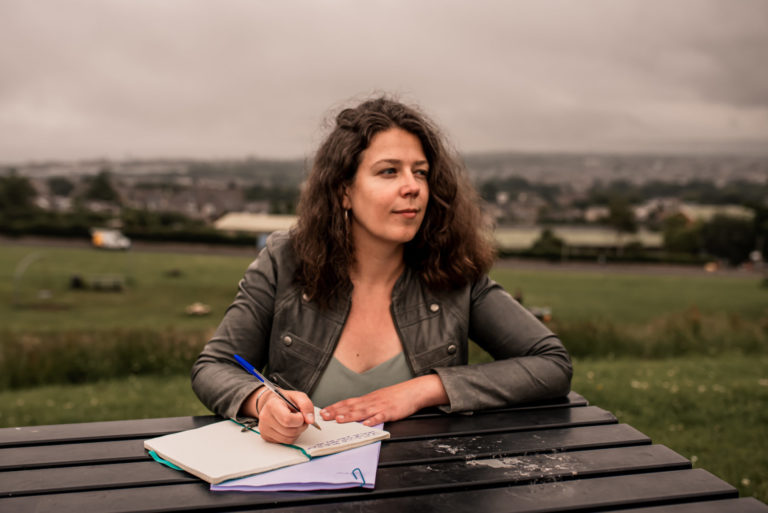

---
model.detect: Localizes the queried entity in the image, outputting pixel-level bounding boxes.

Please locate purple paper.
[211,437,381,492]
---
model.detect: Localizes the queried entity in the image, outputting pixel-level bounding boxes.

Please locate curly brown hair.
[292,97,495,306]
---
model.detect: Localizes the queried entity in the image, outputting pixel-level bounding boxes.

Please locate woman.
[191,97,572,444]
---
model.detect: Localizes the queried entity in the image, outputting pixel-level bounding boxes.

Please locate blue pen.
[233,354,321,430]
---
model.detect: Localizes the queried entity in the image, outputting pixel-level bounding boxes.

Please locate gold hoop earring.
[344,209,349,222]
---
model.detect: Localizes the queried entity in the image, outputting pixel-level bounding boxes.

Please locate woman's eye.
[415,169,429,177]
[380,168,397,175]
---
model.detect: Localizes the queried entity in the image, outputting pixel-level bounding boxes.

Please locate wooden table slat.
[407,391,588,418]
[605,497,768,513]
[0,461,196,496]
[0,439,141,471]
[385,405,615,440]
[380,422,649,466]
[1,444,685,498]
[0,469,735,513]
[377,444,690,494]
[257,469,738,513]
[0,416,220,448]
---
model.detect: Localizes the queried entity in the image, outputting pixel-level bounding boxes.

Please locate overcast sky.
[2,0,767,162]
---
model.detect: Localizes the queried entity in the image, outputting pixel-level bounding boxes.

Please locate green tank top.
[310,352,414,408]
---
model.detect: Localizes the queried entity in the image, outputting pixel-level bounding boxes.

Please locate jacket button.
[282,335,293,346]
[301,293,309,302]
[429,303,440,312]
[447,344,457,354]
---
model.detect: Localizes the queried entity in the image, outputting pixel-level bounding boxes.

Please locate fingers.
[320,396,389,424]
[319,400,351,423]
[361,412,386,427]
[260,417,307,443]
[283,390,316,427]
[320,378,441,426]
[260,420,306,443]
[258,393,308,444]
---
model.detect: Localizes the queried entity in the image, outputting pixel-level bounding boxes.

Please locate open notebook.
[144,408,389,484]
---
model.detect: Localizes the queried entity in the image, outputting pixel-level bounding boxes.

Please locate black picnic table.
[1,391,765,513]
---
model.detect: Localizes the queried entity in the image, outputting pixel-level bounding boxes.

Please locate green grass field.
[1,242,767,502]
[574,355,767,502]
[490,267,767,325]
[3,243,765,336]
[1,245,255,331]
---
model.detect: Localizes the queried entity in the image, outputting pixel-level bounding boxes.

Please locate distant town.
[2,152,767,266]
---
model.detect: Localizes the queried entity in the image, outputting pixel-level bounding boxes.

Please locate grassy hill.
[1,242,766,501]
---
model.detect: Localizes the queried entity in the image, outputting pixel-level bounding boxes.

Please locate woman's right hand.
[247,389,316,444]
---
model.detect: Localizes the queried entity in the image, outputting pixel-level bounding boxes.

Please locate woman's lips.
[393,208,420,219]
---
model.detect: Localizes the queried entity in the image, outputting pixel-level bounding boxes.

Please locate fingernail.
[337,414,345,421]
[320,410,330,419]
[307,413,315,424]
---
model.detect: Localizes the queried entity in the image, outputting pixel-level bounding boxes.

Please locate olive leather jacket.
[191,231,572,420]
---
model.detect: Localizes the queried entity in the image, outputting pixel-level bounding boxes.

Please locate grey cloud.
[1,0,766,161]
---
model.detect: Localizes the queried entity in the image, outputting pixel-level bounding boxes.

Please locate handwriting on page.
[306,431,378,451]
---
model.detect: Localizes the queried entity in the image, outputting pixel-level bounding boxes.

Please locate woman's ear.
[341,185,351,210]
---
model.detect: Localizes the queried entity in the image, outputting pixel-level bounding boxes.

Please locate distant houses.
[208,212,664,255]
[676,203,754,223]
[213,213,297,235]
[494,225,663,253]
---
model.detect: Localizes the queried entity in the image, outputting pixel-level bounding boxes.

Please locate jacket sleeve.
[190,238,281,419]
[433,275,572,413]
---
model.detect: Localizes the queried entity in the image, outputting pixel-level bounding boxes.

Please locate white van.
[91,228,131,250]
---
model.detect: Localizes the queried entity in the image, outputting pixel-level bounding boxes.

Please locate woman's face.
[343,127,429,251]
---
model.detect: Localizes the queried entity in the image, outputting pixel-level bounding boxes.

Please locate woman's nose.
[401,170,421,196]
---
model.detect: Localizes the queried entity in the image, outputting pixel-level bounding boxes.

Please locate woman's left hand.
[319,374,449,426]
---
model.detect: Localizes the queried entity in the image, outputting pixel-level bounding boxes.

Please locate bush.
[554,307,768,359]
[0,328,209,389]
